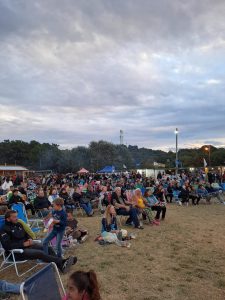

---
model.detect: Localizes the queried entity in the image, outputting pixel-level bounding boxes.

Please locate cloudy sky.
[0,0,224,150]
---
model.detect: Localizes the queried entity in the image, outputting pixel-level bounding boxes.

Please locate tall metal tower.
[120,130,124,145]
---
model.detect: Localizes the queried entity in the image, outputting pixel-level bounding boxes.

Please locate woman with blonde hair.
[133,189,160,225]
[100,205,131,247]
[101,205,118,233]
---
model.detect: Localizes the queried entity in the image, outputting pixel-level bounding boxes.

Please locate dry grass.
[1,202,225,300]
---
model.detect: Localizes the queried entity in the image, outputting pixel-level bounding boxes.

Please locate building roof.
[0,165,28,171]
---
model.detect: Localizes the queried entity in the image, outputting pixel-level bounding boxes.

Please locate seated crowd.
[0,170,224,298]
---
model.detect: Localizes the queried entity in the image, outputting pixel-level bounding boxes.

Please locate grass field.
[1,202,225,300]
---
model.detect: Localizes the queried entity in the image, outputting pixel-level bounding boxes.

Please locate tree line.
[0,140,224,172]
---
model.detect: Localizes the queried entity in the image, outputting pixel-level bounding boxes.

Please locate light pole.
[174,128,179,176]
[205,145,211,167]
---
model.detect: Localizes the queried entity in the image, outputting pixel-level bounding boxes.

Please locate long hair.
[69,270,101,300]
[132,188,144,205]
[104,205,113,226]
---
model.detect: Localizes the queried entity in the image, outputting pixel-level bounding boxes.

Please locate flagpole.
[174,128,179,176]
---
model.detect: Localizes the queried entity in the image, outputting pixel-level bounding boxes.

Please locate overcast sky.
[0,0,224,150]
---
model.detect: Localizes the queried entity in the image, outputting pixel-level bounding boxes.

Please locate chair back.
[12,203,27,223]
[0,216,5,230]
[220,183,225,191]
[20,263,65,300]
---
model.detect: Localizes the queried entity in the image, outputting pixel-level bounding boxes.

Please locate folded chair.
[20,262,66,300]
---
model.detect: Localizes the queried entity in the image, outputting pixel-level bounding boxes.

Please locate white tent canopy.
[77,168,89,174]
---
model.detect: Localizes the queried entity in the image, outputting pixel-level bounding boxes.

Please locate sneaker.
[153,220,160,225]
[72,239,79,245]
[80,234,88,243]
[129,233,137,239]
[62,256,75,274]
[125,222,133,226]
[135,225,144,230]
[123,242,131,248]
[72,257,78,265]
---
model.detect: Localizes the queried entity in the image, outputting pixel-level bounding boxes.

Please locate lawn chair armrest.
[29,218,44,222]
[11,249,24,254]
[33,240,42,244]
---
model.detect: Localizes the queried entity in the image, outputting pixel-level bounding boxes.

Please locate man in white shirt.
[2,177,13,194]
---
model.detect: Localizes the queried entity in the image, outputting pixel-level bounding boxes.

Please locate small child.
[66,211,88,244]
[43,198,67,258]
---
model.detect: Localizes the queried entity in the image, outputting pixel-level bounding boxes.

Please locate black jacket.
[0,220,29,251]
[34,196,51,210]
[72,192,82,203]
[8,195,22,207]
[179,187,189,200]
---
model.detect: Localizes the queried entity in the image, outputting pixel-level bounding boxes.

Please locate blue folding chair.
[12,203,43,233]
[20,263,65,300]
[141,187,146,195]
[220,183,225,191]
[172,190,181,202]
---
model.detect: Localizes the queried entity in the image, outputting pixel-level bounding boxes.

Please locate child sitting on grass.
[43,197,67,258]
[98,205,132,248]
[65,210,88,244]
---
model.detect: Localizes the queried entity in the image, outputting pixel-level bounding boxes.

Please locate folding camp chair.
[20,262,66,300]
[74,202,84,216]
[117,215,126,226]
[12,203,43,233]
[0,217,40,277]
[220,183,225,192]
[172,190,181,203]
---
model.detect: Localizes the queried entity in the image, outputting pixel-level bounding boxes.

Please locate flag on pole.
[203,158,207,167]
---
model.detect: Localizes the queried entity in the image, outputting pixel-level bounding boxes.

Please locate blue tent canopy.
[97,165,115,173]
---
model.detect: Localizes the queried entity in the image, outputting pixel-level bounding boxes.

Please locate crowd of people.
[0,169,225,299]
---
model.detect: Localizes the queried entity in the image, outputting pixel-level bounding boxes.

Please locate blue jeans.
[116,207,140,227]
[0,280,20,294]
[43,228,65,258]
[80,202,93,216]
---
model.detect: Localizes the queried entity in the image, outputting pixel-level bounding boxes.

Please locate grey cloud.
[0,0,224,149]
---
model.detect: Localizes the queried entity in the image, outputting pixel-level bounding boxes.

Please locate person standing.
[43,198,67,258]
[1,177,13,195]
